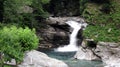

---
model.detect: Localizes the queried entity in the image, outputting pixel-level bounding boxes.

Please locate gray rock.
[39,17,85,47]
[74,47,100,60]
[95,42,120,67]
[46,17,85,25]
[74,41,120,67]
[74,41,100,60]
[18,50,68,67]
[18,6,33,13]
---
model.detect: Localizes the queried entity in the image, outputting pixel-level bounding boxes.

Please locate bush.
[0,26,39,66]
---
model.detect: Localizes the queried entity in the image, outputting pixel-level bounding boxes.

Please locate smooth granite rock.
[95,42,120,67]
[18,50,68,67]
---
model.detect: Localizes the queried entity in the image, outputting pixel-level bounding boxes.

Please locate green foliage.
[3,0,34,24]
[41,0,50,4]
[31,0,50,18]
[3,0,50,27]
[0,26,39,65]
[82,3,101,23]
[83,25,120,42]
[109,0,120,24]
[80,0,120,24]
[79,0,88,15]
[82,2,111,23]
[80,0,120,42]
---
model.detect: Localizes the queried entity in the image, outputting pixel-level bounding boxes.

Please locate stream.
[41,49,103,67]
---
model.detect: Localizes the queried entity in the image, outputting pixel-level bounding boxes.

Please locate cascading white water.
[54,20,87,52]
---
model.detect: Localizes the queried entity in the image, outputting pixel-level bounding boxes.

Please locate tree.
[3,0,50,28]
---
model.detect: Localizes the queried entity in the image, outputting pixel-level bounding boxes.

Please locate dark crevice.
[0,0,3,22]
[87,41,97,48]
[90,0,110,4]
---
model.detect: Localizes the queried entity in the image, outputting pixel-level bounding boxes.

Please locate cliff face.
[37,17,85,48]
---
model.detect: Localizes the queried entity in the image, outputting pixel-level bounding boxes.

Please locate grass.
[83,24,120,42]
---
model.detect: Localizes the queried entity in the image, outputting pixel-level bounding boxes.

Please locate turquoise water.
[41,50,103,67]
[65,60,103,67]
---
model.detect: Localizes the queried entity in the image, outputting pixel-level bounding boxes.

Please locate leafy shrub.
[0,26,39,66]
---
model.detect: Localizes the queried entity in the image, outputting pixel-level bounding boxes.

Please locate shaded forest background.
[0,0,120,42]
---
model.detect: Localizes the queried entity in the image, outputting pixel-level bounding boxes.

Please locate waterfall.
[68,21,81,46]
[54,20,87,52]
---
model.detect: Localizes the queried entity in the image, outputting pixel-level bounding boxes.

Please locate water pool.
[41,50,103,67]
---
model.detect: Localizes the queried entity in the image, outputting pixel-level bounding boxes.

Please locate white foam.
[54,45,78,52]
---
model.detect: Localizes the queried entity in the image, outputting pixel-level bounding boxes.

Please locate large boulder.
[18,50,68,67]
[74,47,100,60]
[95,42,120,67]
[74,41,120,67]
[74,41,100,60]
